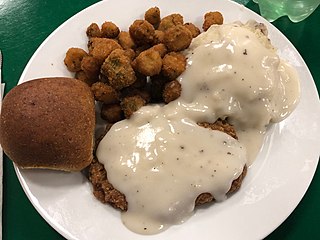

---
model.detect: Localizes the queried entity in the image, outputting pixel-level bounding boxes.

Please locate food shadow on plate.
[18,167,87,189]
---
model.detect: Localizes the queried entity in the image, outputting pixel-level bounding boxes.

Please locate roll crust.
[0,77,95,171]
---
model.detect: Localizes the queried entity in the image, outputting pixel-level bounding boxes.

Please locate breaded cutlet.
[88,119,247,211]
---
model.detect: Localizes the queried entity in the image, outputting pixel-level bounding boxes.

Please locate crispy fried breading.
[183,22,201,38]
[162,52,186,79]
[158,13,183,31]
[100,103,124,123]
[120,95,146,118]
[129,20,155,45]
[144,7,161,27]
[118,31,136,50]
[86,23,102,38]
[132,48,162,76]
[101,21,120,39]
[100,49,136,90]
[163,25,192,51]
[64,48,88,72]
[202,11,224,31]
[163,80,182,103]
[91,82,119,104]
[88,38,122,64]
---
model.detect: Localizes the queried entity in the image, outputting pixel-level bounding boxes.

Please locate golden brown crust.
[144,7,161,27]
[101,21,120,39]
[162,52,186,80]
[195,165,247,205]
[89,157,128,211]
[0,77,95,171]
[163,25,192,51]
[197,119,238,140]
[158,13,183,32]
[163,80,182,103]
[202,11,224,31]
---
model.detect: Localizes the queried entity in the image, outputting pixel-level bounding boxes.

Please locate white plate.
[15,0,320,239]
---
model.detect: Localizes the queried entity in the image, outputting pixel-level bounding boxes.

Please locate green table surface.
[1,0,319,239]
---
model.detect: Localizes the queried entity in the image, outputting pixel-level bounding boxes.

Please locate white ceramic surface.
[14,0,320,239]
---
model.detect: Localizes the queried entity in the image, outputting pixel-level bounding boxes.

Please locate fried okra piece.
[183,22,201,38]
[101,21,120,39]
[118,31,136,50]
[75,70,98,86]
[158,13,183,31]
[150,43,167,58]
[132,48,162,76]
[100,49,136,90]
[162,52,186,79]
[123,48,136,60]
[88,38,122,64]
[163,80,182,103]
[129,20,155,45]
[153,30,165,44]
[81,56,101,81]
[91,82,119,104]
[86,23,102,38]
[64,48,88,72]
[121,95,146,118]
[144,7,161,27]
[101,103,124,123]
[163,25,192,51]
[202,11,224,31]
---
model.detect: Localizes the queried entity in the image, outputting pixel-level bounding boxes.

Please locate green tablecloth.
[1,0,319,239]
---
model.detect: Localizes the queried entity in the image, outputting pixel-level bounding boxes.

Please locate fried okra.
[101,21,120,39]
[144,7,161,27]
[123,48,136,61]
[101,49,136,90]
[88,38,122,64]
[150,43,167,58]
[153,30,165,45]
[162,52,186,79]
[120,95,146,118]
[158,13,183,31]
[64,48,88,72]
[129,20,155,45]
[81,56,101,81]
[65,7,226,126]
[163,80,182,103]
[202,11,224,31]
[183,22,201,38]
[132,48,162,76]
[75,70,97,86]
[118,31,136,50]
[101,103,124,123]
[163,25,192,51]
[86,23,102,38]
[91,82,119,104]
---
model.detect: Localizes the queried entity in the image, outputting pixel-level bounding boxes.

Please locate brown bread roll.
[0,77,95,171]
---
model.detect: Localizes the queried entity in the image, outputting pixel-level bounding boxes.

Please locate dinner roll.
[0,77,95,171]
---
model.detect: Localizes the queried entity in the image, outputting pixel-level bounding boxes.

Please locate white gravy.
[96,21,300,234]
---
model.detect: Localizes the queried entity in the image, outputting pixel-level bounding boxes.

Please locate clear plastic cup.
[253,0,320,22]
